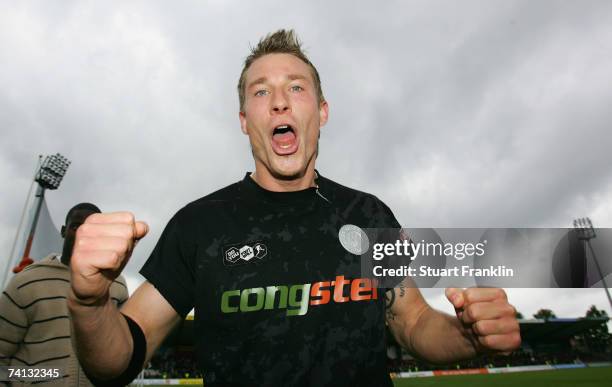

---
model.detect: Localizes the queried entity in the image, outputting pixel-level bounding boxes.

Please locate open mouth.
[271,124,298,155]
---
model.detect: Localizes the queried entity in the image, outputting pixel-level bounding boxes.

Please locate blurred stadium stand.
[140,315,611,378]
[387,317,611,372]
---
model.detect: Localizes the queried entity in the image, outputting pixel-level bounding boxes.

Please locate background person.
[0,203,128,386]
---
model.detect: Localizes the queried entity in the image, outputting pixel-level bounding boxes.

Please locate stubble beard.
[250,140,319,182]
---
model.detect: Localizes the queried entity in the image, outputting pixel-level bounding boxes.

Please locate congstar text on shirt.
[220,276,378,316]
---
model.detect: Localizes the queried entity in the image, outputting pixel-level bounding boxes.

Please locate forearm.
[400,306,478,364]
[67,291,133,379]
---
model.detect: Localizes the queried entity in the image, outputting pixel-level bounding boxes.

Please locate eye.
[290,85,303,92]
[254,89,269,97]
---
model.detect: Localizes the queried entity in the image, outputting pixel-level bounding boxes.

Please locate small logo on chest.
[338,224,370,255]
[223,241,268,266]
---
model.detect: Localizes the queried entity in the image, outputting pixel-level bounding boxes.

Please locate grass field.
[139,366,612,386]
[392,367,612,387]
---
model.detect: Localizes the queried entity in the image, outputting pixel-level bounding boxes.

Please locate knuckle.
[110,251,122,268]
[69,247,81,261]
[505,304,516,316]
[76,225,88,238]
[481,335,492,347]
[496,288,507,300]
[486,321,497,335]
[124,211,135,224]
[84,213,98,223]
[464,288,476,303]
[76,223,91,237]
[121,224,134,240]
[77,236,89,248]
[498,319,510,334]
[509,318,520,332]
[122,239,131,254]
[466,304,478,321]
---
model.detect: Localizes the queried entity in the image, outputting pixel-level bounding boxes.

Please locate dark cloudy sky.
[1,0,612,321]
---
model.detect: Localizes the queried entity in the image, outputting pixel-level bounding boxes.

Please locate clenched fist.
[445,287,521,353]
[69,212,148,305]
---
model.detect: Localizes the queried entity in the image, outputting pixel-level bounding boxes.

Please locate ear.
[319,100,329,128]
[61,225,66,238]
[239,111,249,135]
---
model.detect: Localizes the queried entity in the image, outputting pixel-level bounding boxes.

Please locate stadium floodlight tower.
[15,153,71,271]
[573,217,612,313]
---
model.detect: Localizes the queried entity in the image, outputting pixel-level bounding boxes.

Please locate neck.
[251,162,317,192]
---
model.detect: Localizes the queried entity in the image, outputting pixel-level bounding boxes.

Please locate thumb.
[445,287,465,309]
[134,221,149,240]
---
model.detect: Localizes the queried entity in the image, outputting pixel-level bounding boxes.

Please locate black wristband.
[86,313,147,387]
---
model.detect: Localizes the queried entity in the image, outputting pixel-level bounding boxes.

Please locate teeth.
[276,125,289,129]
[280,144,291,149]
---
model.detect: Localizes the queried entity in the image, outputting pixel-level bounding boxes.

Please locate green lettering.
[240,287,265,312]
[286,284,311,316]
[264,286,288,310]
[220,290,240,313]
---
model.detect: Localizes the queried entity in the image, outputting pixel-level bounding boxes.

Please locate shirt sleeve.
[140,213,195,318]
[376,199,402,229]
[0,277,28,366]
[373,197,409,289]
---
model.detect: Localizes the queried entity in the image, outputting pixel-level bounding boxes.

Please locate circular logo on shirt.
[338,224,370,255]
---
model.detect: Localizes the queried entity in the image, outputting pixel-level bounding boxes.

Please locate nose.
[271,90,290,114]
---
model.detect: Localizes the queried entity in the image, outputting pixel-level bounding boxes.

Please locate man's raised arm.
[385,281,521,364]
[67,212,181,383]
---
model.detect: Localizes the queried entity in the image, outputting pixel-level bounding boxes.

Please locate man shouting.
[68,30,520,386]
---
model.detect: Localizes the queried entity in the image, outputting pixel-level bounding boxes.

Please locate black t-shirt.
[140,172,401,386]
